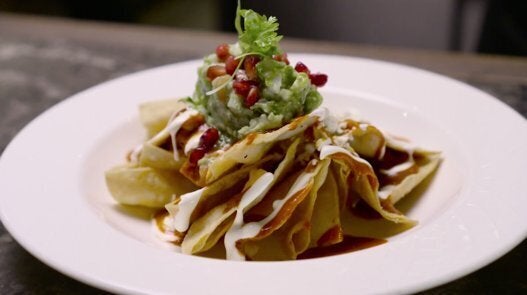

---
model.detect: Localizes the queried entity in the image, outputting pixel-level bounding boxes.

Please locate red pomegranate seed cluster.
[228,54,262,107]
[233,78,257,97]
[199,128,219,149]
[294,62,309,73]
[211,43,327,108]
[213,44,263,107]
[294,62,328,87]
[309,73,328,87]
[225,56,239,75]
[189,148,206,166]
[245,87,260,107]
[215,43,230,61]
[189,127,220,166]
[244,56,261,80]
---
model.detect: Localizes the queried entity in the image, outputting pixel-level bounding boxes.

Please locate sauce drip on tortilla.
[153,210,184,245]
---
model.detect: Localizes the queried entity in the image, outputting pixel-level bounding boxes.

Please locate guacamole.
[187,6,326,142]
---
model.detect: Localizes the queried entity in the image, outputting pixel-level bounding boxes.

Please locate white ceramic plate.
[1,54,526,295]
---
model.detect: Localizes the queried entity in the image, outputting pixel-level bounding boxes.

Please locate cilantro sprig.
[235,1,283,56]
[206,2,283,96]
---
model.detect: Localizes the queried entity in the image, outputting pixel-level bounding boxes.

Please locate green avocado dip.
[187,4,327,143]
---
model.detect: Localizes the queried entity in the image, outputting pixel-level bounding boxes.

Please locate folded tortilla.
[106,101,442,261]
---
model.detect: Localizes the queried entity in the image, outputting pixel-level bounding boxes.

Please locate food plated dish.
[107,99,441,260]
[1,54,526,295]
[105,6,441,261]
[0,5,526,295]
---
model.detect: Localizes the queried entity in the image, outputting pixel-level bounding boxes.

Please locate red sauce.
[256,184,312,238]
[303,126,315,142]
[372,147,409,170]
[159,137,174,151]
[243,213,267,223]
[304,159,318,173]
[287,116,304,130]
[368,147,420,187]
[153,210,169,229]
[298,235,386,260]
[378,163,419,187]
[179,160,202,186]
[380,199,402,215]
[153,210,183,245]
[245,133,257,145]
[317,225,344,247]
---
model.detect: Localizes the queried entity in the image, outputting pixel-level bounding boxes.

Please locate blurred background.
[0,0,525,56]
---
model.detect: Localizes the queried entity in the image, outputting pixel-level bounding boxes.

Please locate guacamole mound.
[187,7,325,142]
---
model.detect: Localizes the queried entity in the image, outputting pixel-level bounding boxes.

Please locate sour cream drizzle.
[224,164,317,260]
[224,172,275,260]
[318,140,417,203]
[170,188,205,232]
[319,144,372,167]
[153,212,182,243]
[377,147,416,200]
[380,160,415,177]
[184,129,205,156]
[378,144,386,160]
[359,123,369,131]
[377,185,397,200]
[166,109,199,161]
[129,108,199,163]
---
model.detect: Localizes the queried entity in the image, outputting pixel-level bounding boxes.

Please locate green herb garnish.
[235,1,283,56]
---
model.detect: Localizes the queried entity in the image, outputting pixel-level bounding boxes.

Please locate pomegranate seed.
[295,62,310,74]
[216,43,230,61]
[199,128,220,150]
[244,86,260,107]
[309,73,328,87]
[225,56,240,75]
[189,147,206,166]
[244,55,261,81]
[273,53,290,65]
[233,79,252,97]
[206,65,226,81]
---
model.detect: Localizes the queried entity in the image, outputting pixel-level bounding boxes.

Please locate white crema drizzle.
[224,172,275,260]
[184,129,205,156]
[377,185,396,200]
[377,148,416,200]
[319,142,416,201]
[166,109,199,161]
[380,160,415,177]
[224,165,318,260]
[168,188,205,232]
[319,144,373,167]
[129,108,199,163]
[378,143,387,160]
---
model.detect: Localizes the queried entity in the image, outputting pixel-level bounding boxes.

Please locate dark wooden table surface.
[0,13,526,294]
